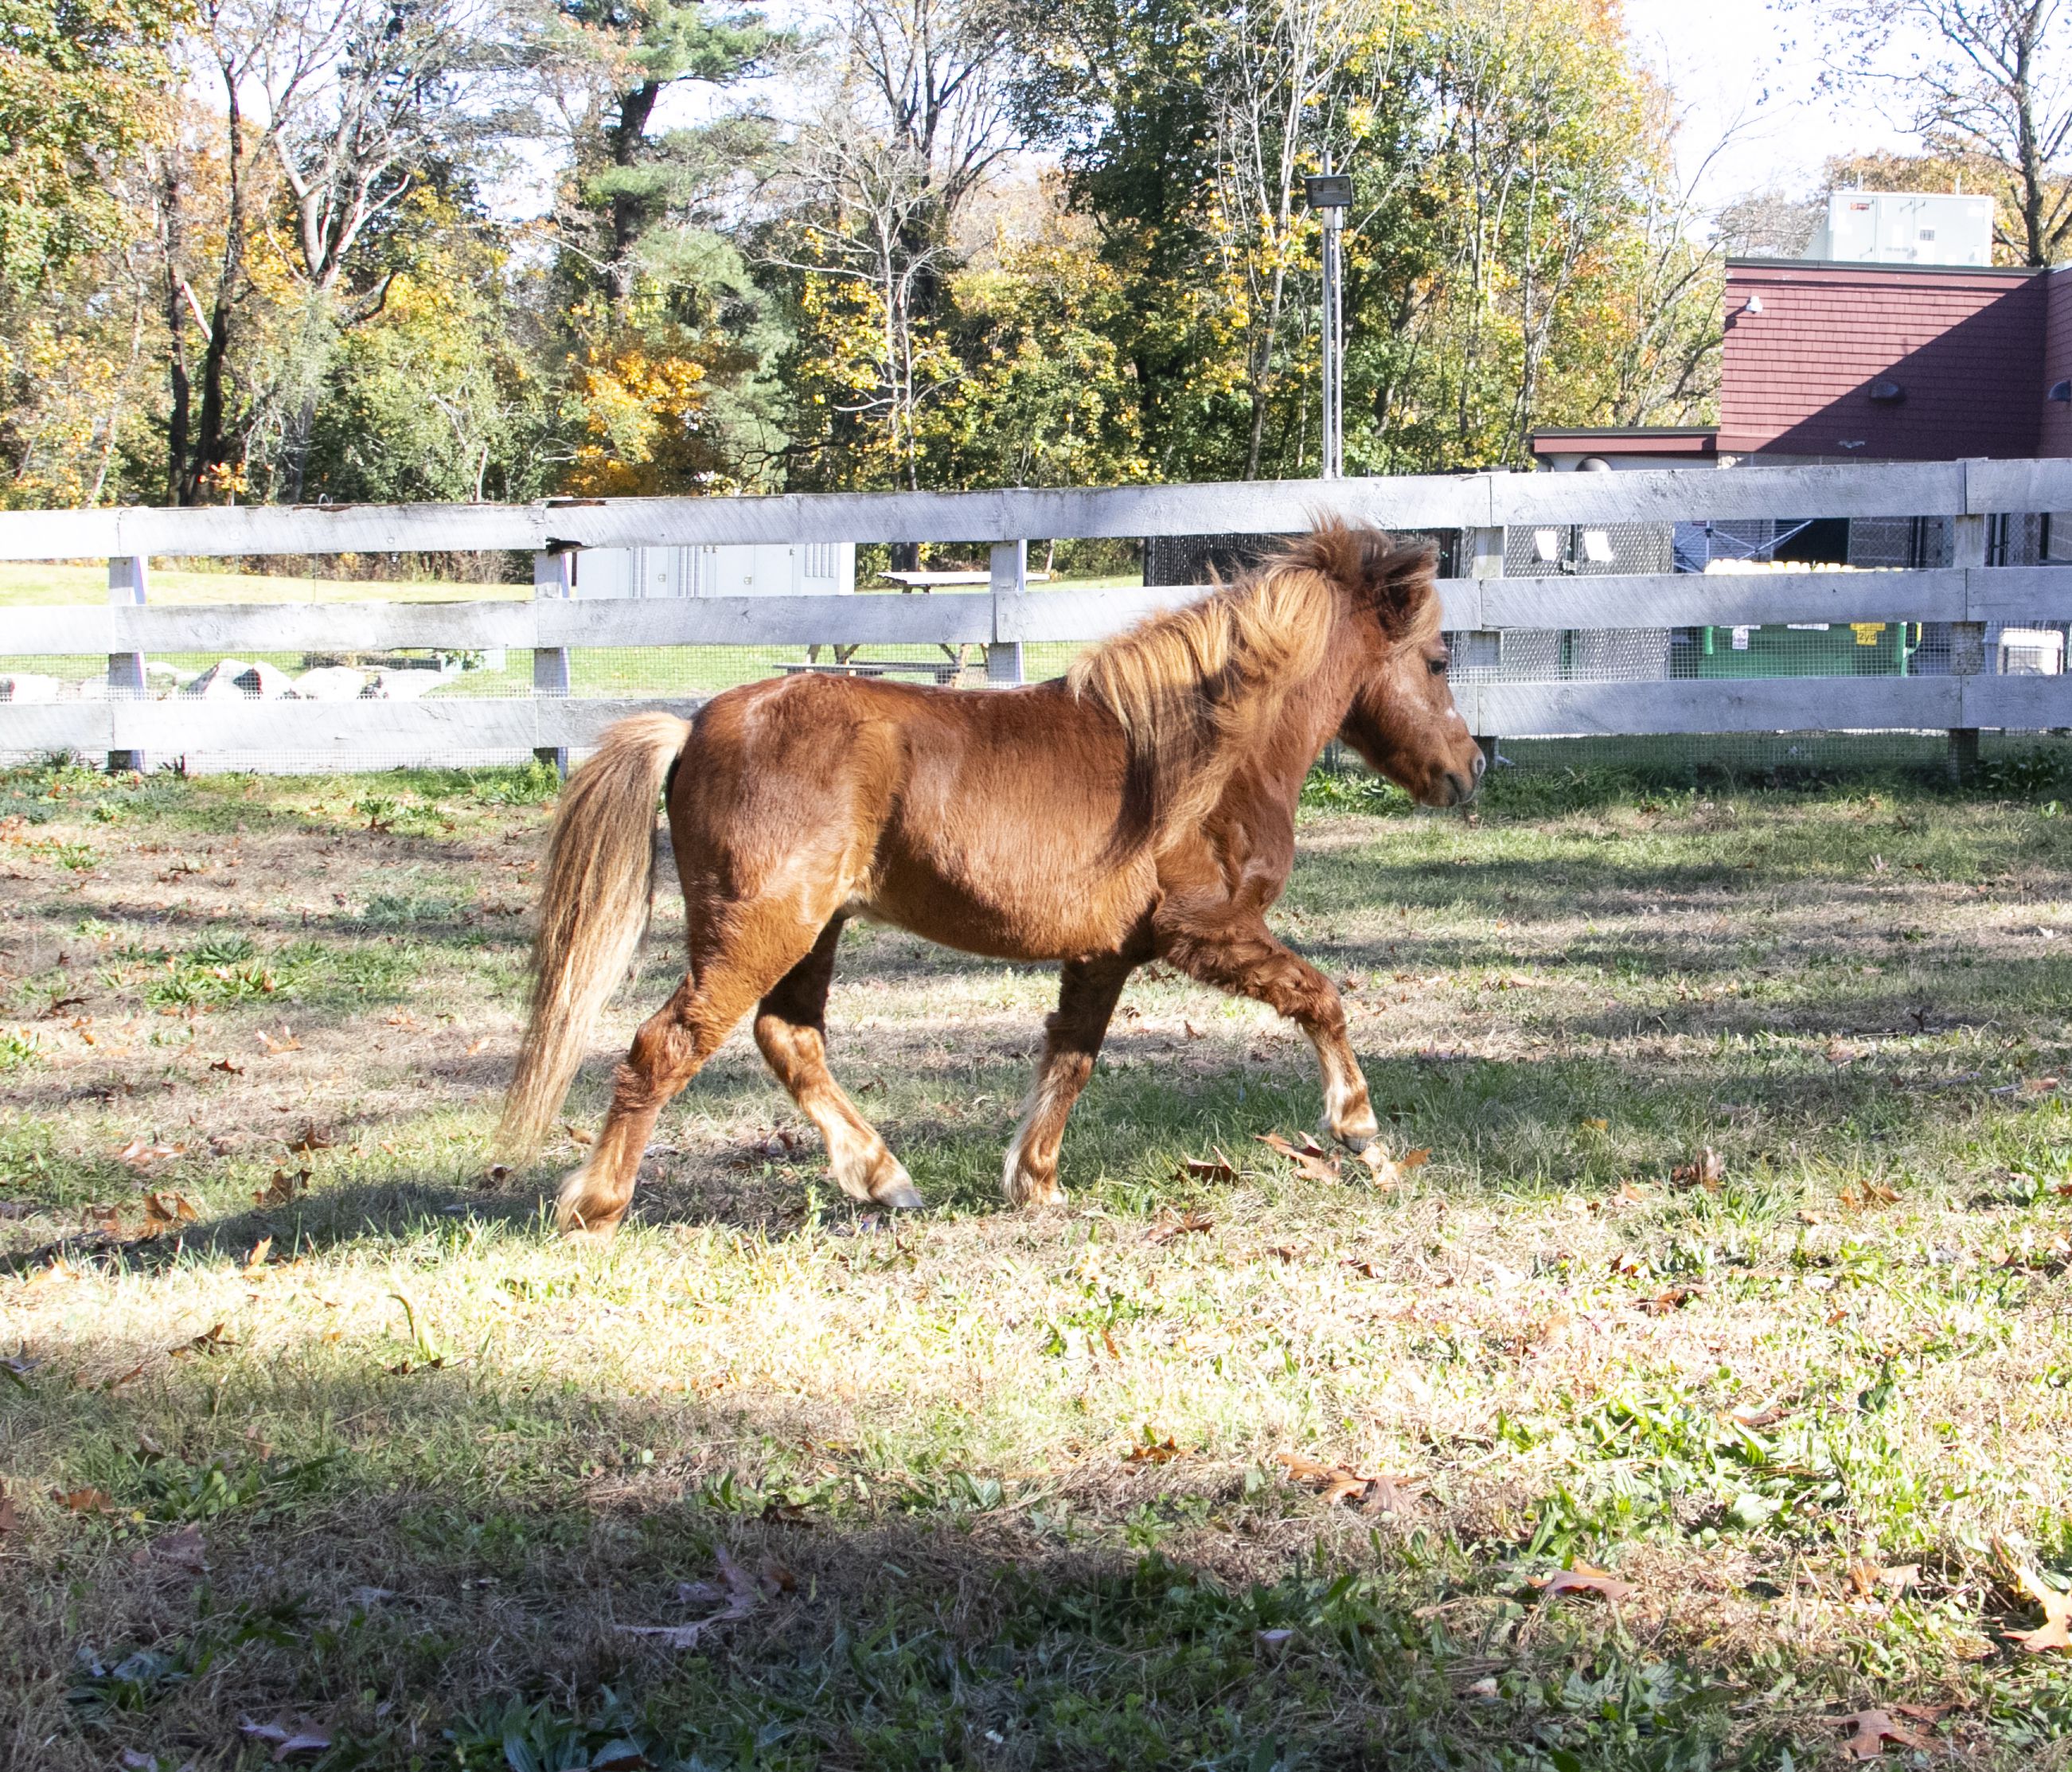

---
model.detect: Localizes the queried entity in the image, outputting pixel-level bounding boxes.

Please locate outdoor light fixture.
[1869,379,1905,403]
[1303,166,1352,479]
[2051,380,2072,403]
[1745,294,1765,314]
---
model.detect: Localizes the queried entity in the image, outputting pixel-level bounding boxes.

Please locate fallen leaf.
[172,1322,234,1357]
[131,1524,208,1575]
[1275,1451,1424,1514]
[253,1167,312,1208]
[242,1237,272,1278]
[239,1717,334,1762]
[54,1486,116,1515]
[115,1138,181,1171]
[1255,1133,1340,1185]
[209,1057,244,1076]
[619,1545,760,1649]
[1836,1709,1933,1758]
[1398,1148,1431,1169]
[256,1028,302,1054]
[564,1122,595,1146]
[1670,1148,1724,1191]
[1145,1211,1213,1246]
[1529,1563,1635,1603]
[139,1191,198,1235]
[1180,1153,1236,1182]
[464,1036,490,1057]
[1637,1286,1699,1314]
[1825,1041,1859,1067]
[2004,1558,2072,1653]
[289,1122,334,1153]
[1582,1116,1610,1131]
[26,1255,80,1290]
[1125,1433,1184,1465]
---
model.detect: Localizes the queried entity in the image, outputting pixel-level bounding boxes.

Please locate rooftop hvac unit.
[569,543,857,599]
[1802,191,1994,267]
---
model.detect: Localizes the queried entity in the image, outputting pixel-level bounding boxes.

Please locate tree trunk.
[608,81,662,311]
[160,160,192,506]
[184,80,249,504]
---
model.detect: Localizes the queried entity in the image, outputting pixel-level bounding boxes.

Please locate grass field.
[5,755,2072,1769]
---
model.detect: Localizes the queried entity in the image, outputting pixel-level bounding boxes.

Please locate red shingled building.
[1532,256,2072,470]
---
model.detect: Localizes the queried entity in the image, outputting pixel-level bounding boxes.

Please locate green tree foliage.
[0,0,1729,509]
[0,0,178,295]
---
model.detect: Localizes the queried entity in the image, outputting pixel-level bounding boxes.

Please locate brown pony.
[500,521,1483,1235]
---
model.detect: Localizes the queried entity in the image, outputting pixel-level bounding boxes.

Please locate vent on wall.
[1868,380,1905,403]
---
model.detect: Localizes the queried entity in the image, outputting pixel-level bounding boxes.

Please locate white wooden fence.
[2,457,2070,768]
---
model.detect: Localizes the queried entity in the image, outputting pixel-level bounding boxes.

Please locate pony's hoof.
[1325,1107,1380,1149]
[875,1179,925,1211]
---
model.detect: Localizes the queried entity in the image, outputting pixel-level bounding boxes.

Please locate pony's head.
[1280,523,1484,807]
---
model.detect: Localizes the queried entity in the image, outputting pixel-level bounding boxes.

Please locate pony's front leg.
[1004,955,1133,1205]
[1156,908,1379,1149]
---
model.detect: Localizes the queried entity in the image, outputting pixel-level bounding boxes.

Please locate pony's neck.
[1254,598,1367,789]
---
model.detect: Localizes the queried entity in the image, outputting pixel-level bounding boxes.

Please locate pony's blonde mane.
[1068,522,1433,851]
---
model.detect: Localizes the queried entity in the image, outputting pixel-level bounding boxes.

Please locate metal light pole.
[1303,162,1352,479]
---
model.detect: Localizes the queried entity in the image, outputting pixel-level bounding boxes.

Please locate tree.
[0,0,178,296]
[533,0,773,313]
[770,0,1025,490]
[1791,0,2072,265]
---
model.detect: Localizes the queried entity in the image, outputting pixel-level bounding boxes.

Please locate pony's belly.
[857,854,1147,962]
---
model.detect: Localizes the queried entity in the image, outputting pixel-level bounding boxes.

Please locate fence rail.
[2,458,2070,767]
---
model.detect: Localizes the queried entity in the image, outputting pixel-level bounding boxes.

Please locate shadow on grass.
[10,1336,1788,1772]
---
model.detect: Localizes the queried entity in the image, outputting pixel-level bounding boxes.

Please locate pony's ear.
[1284,521,1437,634]
[1353,533,1438,637]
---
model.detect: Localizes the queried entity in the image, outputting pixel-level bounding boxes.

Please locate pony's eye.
[1427,656,1449,677]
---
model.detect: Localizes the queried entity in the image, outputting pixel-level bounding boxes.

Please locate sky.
[1621,0,1920,204]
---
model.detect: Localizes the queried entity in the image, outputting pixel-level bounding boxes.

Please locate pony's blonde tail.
[498,712,692,1157]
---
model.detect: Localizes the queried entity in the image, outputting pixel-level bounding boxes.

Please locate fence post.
[533,550,572,778]
[987,541,1026,685]
[1465,525,1504,768]
[107,556,148,775]
[1949,512,1988,784]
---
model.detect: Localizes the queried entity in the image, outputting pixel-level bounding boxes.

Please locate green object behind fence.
[1689,621,1919,677]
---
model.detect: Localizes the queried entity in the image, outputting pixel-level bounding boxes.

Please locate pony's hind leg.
[753,919,922,1211]
[1157,907,1379,1148]
[558,923,821,1237]
[1004,955,1133,1206]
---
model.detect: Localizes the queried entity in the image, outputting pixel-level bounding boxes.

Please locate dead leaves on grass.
[1997,1542,2072,1653]
[1275,1452,1425,1516]
[115,1138,183,1172]
[1669,1148,1724,1192]
[1254,1130,1427,1188]
[1144,1212,1213,1247]
[239,1717,334,1762]
[1528,1563,1636,1604]
[253,1167,311,1208]
[1256,1131,1340,1185]
[618,1545,767,1650]
[1836,1707,1945,1758]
